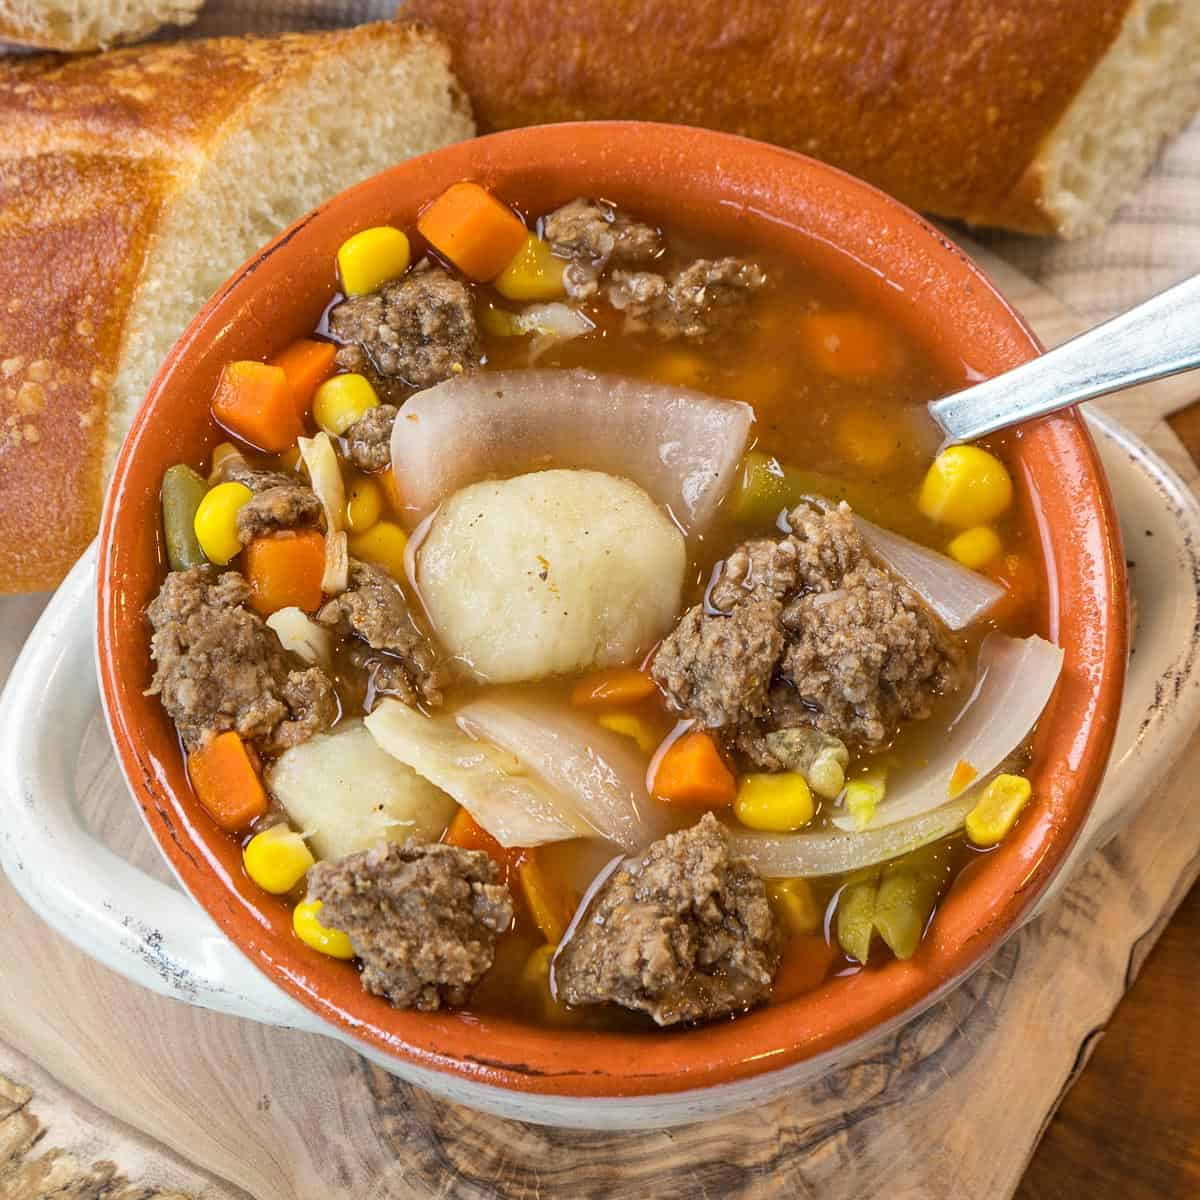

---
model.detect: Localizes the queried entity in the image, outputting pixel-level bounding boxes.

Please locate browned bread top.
[405,0,1133,233]
[0,23,474,593]
[0,151,162,591]
[1,31,378,158]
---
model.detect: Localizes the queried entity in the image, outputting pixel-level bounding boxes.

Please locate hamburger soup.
[144,184,1062,1031]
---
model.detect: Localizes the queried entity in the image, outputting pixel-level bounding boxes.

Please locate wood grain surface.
[0,117,1198,1199]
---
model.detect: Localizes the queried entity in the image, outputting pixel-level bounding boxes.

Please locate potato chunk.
[267,719,456,861]
[417,469,685,683]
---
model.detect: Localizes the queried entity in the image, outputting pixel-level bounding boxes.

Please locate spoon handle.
[929,271,1200,445]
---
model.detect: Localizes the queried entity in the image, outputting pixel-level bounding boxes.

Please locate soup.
[144,184,1061,1031]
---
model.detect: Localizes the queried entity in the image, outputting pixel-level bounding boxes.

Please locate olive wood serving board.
[1,247,1199,1200]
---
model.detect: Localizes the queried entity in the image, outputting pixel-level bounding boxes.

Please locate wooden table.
[1,120,1198,1200]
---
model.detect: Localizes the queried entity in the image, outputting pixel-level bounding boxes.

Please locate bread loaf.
[0,0,202,51]
[0,23,474,593]
[406,0,1199,238]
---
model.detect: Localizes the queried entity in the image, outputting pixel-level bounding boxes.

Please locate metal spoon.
[929,272,1200,444]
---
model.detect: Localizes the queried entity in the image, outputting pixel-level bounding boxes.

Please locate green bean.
[730,452,889,526]
[873,845,952,960]
[161,464,209,571]
[836,870,880,964]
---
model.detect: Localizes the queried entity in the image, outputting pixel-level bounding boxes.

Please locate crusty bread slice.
[0,0,202,51]
[1004,0,1200,237]
[0,23,474,593]
[407,0,1199,237]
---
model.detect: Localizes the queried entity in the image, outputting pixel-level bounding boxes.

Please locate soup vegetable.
[145,183,1063,1030]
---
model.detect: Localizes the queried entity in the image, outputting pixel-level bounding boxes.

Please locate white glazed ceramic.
[0,410,1197,1128]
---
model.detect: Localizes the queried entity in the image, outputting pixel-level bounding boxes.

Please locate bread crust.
[0,24,470,593]
[406,0,1133,233]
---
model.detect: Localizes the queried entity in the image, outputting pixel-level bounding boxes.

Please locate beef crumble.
[316,559,446,706]
[146,567,336,753]
[543,196,662,300]
[607,257,767,341]
[236,483,322,545]
[554,813,777,1026]
[328,266,481,389]
[307,840,514,1011]
[343,403,397,473]
[209,454,323,545]
[652,502,962,750]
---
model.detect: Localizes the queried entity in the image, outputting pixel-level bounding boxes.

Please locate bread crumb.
[1,357,24,378]
[23,424,39,444]
[27,360,51,382]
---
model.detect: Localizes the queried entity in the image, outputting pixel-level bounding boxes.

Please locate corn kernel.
[494,234,567,301]
[597,712,659,754]
[947,524,1003,569]
[734,772,814,832]
[313,373,379,437]
[844,768,887,831]
[919,445,1014,528]
[243,824,315,895]
[965,773,1033,847]
[192,480,252,566]
[348,520,408,580]
[767,877,822,937]
[293,899,355,959]
[519,943,576,1025]
[836,408,896,471]
[345,476,383,533]
[337,226,411,297]
[521,943,557,993]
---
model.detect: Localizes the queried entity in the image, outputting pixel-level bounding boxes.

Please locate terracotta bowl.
[96,123,1127,1126]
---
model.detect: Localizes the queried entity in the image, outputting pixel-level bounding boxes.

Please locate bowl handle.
[0,545,323,1034]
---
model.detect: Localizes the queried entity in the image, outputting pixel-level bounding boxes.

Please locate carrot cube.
[243,530,326,616]
[211,361,301,453]
[269,338,337,419]
[188,732,268,833]
[417,181,529,281]
[652,731,737,809]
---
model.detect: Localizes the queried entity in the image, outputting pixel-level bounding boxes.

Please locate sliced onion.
[457,695,684,852]
[830,632,1063,833]
[298,431,348,594]
[855,516,1004,631]
[364,699,589,848]
[729,794,977,878]
[389,368,753,534]
[522,303,594,361]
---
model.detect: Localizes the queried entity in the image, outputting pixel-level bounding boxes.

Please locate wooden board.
[0,254,1198,1200]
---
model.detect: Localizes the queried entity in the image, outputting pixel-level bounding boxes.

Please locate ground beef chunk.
[146,567,336,752]
[236,483,322,545]
[554,814,776,1026]
[652,502,962,750]
[328,267,481,388]
[343,403,397,473]
[543,197,662,299]
[317,560,445,706]
[650,597,783,729]
[209,455,322,545]
[608,257,766,341]
[307,841,513,1011]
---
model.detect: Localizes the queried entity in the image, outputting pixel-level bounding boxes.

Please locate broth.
[149,188,1048,1032]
